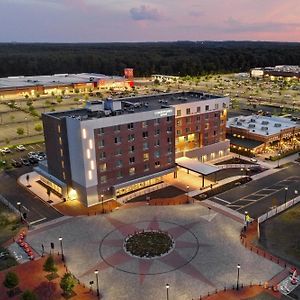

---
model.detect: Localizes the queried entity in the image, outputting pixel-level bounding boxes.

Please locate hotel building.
[36,92,229,207]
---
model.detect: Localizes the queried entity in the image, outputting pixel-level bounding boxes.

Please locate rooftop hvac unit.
[274,123,282,127]
[261,126,268,131]
[250,118,256,122]
[237,122,243,126]
[262,121,269,125]
[248,124,255,128]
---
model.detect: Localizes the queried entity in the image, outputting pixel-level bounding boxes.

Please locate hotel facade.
[37,92,229,207]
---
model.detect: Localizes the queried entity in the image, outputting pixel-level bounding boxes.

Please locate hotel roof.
[0,73,123,89]
[227,115,298,137]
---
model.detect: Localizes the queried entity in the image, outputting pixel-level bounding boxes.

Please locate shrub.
[3,271,19,290]
[60,273,77,296]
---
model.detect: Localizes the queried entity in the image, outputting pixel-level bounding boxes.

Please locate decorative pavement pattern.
[27,205,283,300]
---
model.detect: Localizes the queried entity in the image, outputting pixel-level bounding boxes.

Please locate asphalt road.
[0,166,62,225]
[208,163,300,219]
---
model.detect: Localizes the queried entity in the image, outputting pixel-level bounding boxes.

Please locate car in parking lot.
[28,157,38,164]
[20,157,30,166]
[250,158,258,163]
[0,147,12,155]
[16,145,26,151]
[11,159,22,168]
[28,152,38,159]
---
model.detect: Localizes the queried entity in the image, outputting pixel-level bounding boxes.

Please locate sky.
[0,0,299,42]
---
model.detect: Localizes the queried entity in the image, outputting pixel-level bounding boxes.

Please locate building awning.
[176,157,220,176]
[227,134,264,149]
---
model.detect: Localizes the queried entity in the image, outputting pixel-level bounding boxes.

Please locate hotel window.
[100,176,107,184]
[117,171,123,179]
[223,103,227,108]
[205,114,209,120]
[129,157,135,164]
[98,128,104,135]
[155,129,160,135]
[114,125,121,132]
[205,123,209,129]
[168,147,173,154]
[167,116,172,122]
[167,126,172,133]
[128,134,135,142]
[142,121,148,128]
[144,163,150,171]
[99,163,107,172]
[58,125,61,133]
[61,160,65,168]
[185,127,190,133]
[196,115,201,122]
[176,129,181,135]
[196,125,200,131]
[167,156,172,164]
[60,149,63,157]
[115,148,122,156]
[143,142,149,150]
[142,131,148,138]
[186,108,191,115]
[99,152,106,160]
[155,161,160,168]
[214,131,217,136]
[129,167,135,176]
[176,119,182,126]
[115,160,122,168]
[59,137,62,145]
[186,117,191,124]
[167,137,172,144]
[129,145,135,153]
[143,153,149,161]
[114,136,122,144]
[155,118,160,125]
[205,105,209,111]
[215,103,219,110]
[177,109,181,116]
[99,139,105,148]
[197,106,201,113]
[154,140,160,147]
[127,123,134,130]
[154,150,160,158]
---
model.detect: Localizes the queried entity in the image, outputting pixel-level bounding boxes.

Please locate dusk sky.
[0,0,299,42]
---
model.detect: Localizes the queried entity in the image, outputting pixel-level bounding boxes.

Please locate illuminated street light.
[295,190,298,197]
[94,270,100,298]
[166,283,170,300]
[284,187,288,204]
[16,202,22,221]
[58,237,64,262]
[101,194,104,213]
[186,185,189,203]
[277,153,281,168]
[236,264,241,290]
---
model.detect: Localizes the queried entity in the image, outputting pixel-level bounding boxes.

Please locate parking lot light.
[284,187,288,204]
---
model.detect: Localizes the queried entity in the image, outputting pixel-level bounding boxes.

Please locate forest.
[0,41,300,77]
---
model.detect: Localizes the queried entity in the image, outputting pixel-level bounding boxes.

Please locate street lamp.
[277,153,281,168]
[236,264,241,290]
[295,190,298,197]
[94,270,100,298]
[16,202,22,220]
[166,283,170,300]
[58,237,64,262]
[240,168,243,179]
[284,187,288,204]
[25,117,29,136]
[186,185,189,203]
[101,194,104,213]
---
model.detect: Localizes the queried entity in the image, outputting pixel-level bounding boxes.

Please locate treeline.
[0,41,300,77]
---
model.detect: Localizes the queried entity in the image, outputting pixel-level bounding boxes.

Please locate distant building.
[152,75,180,83]
[0,71,134,99]
[226,115,300,154]
[36,91,229,207]
[250,65,300,81]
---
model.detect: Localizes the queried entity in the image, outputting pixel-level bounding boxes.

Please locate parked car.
[28,157,38,164]
[11,159,22,168]
[20,158,30,166]
[250,158,258,163]
[28,152,38,159]
[37,151,46,157]
[0,147,12,155]
[16,145,26,151]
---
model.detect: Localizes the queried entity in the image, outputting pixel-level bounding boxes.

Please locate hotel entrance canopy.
[175,157,220,187]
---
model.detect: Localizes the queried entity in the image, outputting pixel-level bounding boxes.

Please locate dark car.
[28,157,38,164]
[37,151,46,157]
[11,159,22,168]
[20,158,30,166]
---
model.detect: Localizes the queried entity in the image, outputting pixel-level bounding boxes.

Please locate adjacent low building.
[0,72,133,99]
[226,115,300,154]
[36,91,229,207]
[250,65,300,81]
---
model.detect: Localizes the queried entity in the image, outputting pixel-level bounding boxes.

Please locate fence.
[117,182,170,204]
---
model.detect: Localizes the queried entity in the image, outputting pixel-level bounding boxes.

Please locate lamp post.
[277,153,281,168]
[16,202,22,220]
[240,168,243,179]
[186,185,189,203]
[94,270,100,298]
[295,190,298,197]
[58,237,64,262]
[244,211,248,227]
[25,117,29,136]
[284,187,288,204]
[101,194,104,213]
[236,264,241,290]
[166,283,170,300]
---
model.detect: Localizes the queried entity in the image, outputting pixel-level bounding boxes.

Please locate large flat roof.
[46,91,227,120]
[176,157,220,175]
[0,73,123,89]
[227,115,298,136]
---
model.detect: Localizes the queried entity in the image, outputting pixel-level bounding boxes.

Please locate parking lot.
[207,163,300,218]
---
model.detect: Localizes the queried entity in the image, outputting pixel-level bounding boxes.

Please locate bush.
[16,128,24,136]
[60,273,77,296]
[3,271,19,289]
[43,256,57,275]
[21,290,37,300]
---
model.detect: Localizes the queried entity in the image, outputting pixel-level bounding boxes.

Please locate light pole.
[240,168,243,179]
[244,211,248,227]
[94,270,100,298]
[25,117,29,136]
[58,237,64,262]
[101,194,104,213]
[277,153,281,168]
[17,202,22,220]
[166,283,170,300]
[236,264,241,290]
[284,187,288,204]
[295,190,298,197]
[186,185,189,203]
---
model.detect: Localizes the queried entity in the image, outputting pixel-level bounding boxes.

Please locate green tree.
[3,271,19,290]
[16,127,25,135]
[43,255,57,278]
[34,123,43,132]
[21,290,37,300]
[60,273,77,296]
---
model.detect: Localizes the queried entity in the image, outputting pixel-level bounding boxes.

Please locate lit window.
[186,108,190,115]
[100,175,107,184]
[82,128,87,139]
[129,157,135,164]
[90,160,95,170]
[177,110,181,116]
[99,163,107,172]
[129,167,135,175]
[155,161,160,168]
[86,149,91,159]
[143,153,149,161]
[89,139,93,149]
[88,170,92,180]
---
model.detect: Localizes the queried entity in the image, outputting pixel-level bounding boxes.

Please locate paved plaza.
[27,205,283,300]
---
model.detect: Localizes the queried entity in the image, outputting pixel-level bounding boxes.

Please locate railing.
[117,182,170,204]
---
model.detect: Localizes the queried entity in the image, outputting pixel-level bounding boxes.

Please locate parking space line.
[213,196,231,204]
[226,204,242,208]
[29,217,47,225]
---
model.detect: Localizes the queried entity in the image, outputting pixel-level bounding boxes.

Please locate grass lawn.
[259,203,300,268]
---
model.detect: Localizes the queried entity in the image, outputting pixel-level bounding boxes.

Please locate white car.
[16,145,26,151]
[28,152,38,159]
[250,158,258,163]
[0,147,12,154]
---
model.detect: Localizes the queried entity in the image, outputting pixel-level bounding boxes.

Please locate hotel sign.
[154,109,173,117]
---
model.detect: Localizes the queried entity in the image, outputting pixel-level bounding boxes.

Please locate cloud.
[224,17,300,33]
[189,11,205,17]
[129,5,162,21]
